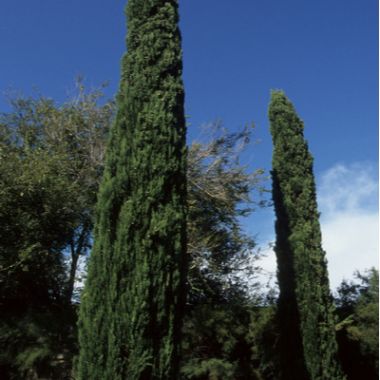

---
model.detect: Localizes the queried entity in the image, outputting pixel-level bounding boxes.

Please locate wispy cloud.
[318,162,378,289]
[318,162,378,216]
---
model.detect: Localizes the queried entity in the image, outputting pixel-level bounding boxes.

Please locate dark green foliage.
[0,130,76,308]
[248,304,280,380]
[0,85,112,305]
[0,307,77,380]
[181,302,258,380]
[269,91,344,380]
[335,268,379,380]
[76,1,187,379]
[0,143,77,378]
[0,86,112,379]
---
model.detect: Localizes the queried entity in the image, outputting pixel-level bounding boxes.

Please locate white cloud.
[318,162,378,216]
[318,162,379,289]
[255,244,277,290]
[256,162,379,291]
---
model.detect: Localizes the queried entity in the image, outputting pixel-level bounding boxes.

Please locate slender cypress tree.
[76,1,187,379]
[269,91,345,380]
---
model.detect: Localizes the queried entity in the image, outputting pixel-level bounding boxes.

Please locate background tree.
[187,123,265,303]
[269,90,344,380]
[247,300,280,380]
[0,84,112,379]
[0,137,78,380]
[182,124,267,380]
[76,1,188,379]
[335,268,378,380]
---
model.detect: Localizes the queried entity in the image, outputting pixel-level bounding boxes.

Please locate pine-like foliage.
[269,91,345,380]
[76,1,187,379]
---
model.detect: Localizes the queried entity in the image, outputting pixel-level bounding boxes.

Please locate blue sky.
[1,0,378,288]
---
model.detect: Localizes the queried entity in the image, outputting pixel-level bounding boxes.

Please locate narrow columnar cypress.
[269,91,345,380]
[76,1,187,379]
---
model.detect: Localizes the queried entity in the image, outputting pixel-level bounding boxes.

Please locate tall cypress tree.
[76,1,187,379]
[269,91,345,380]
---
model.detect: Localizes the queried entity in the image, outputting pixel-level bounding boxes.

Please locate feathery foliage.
[76,1,187,379]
